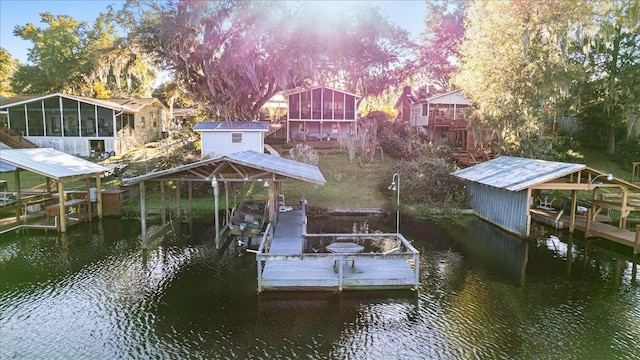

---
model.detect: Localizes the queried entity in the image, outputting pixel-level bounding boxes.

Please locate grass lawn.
[281,148,393,209]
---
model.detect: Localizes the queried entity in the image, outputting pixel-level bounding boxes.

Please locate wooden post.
[585,208,592,237]
[635,225,640,255]
[569,190,578,233]
[176,181,181,219]
[85,178,92,221]
[96,175,102,218]
[620,188,629,229]
[57,180,66,232]
[14,170,21,224]
[160,181,166,226]
[140,182,147,249]
[188,181,193,218]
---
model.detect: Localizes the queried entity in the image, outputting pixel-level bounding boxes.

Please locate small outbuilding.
[193,121,270,158]
[452,156,640,242]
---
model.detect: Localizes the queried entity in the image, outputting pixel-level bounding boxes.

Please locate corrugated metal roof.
[0,148,108,180]
[193,121,270,131]
[122,150,326,186]
[226,150,325,184]
[451,156,586,192]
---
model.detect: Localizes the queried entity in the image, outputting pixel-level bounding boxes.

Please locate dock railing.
[254,230,420,293]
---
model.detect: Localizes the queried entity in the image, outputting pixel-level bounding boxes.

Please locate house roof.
[173,108,200,118]
[122,150,326,186]
[193,121,270,131]
[0,148,108,180]
[0,93,162,113]
[451,156,640,192]
[109,98,162,112]
[424,89,469,105]
[284,86,362,99]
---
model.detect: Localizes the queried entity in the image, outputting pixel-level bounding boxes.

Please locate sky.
[0,0,427,64]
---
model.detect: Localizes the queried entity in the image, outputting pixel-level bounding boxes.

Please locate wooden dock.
[254,208,420,293]
[531,208,640,254]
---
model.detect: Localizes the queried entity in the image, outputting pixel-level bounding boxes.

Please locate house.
[409,89,471,146]
[193,121,270,158]
[393,85,429,123]
[286,86,362,142]
[394,87,497,166]
[0,93,170,157]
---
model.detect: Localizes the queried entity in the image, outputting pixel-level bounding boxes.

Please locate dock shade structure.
[121,150,326,248]
[0,148,108,232]
[451,156,640,238]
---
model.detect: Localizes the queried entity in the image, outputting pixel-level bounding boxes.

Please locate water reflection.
[0,215,638,359]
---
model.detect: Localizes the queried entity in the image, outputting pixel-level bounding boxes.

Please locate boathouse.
[122,150,421,292]
[452,156,640,253]
[0,148,108,232]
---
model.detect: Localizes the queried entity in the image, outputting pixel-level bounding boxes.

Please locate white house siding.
[466,182,530,236]
[201,131,264,158]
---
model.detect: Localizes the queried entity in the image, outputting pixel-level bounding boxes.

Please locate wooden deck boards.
[259,209,418,292]
[531,209,640,253]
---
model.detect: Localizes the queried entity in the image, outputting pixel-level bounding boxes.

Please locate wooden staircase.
[0,128,38,149]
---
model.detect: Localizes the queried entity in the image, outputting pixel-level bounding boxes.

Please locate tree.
[453,0,590,158]
[322,4,415,98]
[12,13,89,94]
[11,11,156,97]
[416,0,467,90]
[0,47,18,97]
[123,0,414,119]
[123,1,321,120]
[571,0,640,154]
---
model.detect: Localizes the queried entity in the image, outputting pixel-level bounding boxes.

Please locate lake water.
[0,215,638,359]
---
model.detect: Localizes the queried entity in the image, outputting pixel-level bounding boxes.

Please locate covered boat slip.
[122,150,327,249]
[0,148,108,233]
[254,205,420,293]
[452,156,640,254]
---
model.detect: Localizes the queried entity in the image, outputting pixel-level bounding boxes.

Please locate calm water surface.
[0,215,639,359]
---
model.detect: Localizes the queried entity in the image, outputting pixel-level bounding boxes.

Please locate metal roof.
[193,121,270,131]
[451,156,587,192]
[0,148,108,180]
[0,93,160,113]
[122,150,326,186]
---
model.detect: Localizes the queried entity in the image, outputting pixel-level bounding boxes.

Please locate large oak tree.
[122,0,414,120]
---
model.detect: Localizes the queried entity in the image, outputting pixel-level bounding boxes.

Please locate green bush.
[616,135,640,166]
[383,155,466,207]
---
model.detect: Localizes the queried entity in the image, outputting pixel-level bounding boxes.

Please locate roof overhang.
[122,150,326,186]
[0,148,108,180]
[451,156,640,192]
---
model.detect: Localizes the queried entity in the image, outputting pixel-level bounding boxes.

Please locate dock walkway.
[257,208,419,292]
[531,208,640,254]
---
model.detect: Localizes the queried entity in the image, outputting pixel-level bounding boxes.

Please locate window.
[232,132,243,143]
[423,104,428,116]
[299,123,308,133]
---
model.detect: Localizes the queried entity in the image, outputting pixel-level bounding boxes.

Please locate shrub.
[382,154,466,207]
[616,135,640,166]
[288,143,319,165]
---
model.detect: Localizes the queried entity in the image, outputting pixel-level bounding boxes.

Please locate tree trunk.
[607,124,616,155]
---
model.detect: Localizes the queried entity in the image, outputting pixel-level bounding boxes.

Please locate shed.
[193,121,270,158]
[0,148,108,232]
[451,156,640,238]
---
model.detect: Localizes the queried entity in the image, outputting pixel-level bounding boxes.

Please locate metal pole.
[212,177,220,248]
[389,173,400,235]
